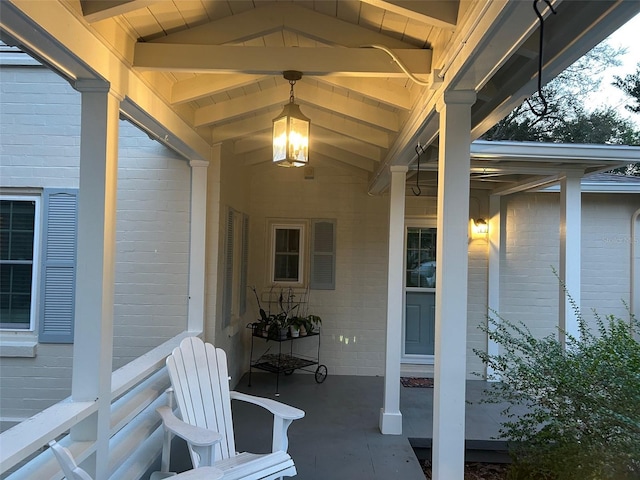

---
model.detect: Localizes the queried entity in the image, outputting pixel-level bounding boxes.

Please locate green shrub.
[475,301,640,480]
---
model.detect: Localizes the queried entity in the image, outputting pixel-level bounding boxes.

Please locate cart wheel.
[284,369,295,376]
[314,365,328,383]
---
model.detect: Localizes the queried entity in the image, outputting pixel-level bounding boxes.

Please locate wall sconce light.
[272,70,310,168]
[472,218,488,235]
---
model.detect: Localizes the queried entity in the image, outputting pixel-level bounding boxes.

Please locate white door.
[403,225,436,363]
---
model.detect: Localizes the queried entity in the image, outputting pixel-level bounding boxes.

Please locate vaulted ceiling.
[4,0,639,193]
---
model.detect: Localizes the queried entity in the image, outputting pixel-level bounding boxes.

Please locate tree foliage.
[614,63,640,114]
[475,299,640,480]
[482,43,640,146]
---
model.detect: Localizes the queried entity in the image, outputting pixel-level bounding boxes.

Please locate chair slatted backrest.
[166,337,237,464]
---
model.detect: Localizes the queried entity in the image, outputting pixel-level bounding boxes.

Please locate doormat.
[401,377,434,388]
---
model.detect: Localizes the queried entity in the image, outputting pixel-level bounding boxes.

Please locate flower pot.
[279,328,289,340]
[290,325,300,338]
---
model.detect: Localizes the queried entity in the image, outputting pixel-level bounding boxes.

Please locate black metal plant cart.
[247,324,327,396]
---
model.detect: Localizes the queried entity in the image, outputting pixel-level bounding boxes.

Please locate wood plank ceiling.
[77,0,455,174]
[71,0,638,193]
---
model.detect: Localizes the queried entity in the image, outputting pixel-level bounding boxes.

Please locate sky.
[586,12,640,127]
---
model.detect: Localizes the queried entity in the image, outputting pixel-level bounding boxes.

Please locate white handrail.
[0,331,198,479]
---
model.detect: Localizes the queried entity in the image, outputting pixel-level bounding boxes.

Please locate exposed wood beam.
[133,44,432,79]
[152,3,416,49]
[80,0,156,23]
[171,74,268,105]
[359,0,458,28]
[195,81,399,131]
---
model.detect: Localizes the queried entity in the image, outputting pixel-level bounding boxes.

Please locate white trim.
[268,221,307,287]
[540,180,640,193]
[471,140,640,164]
[402,218,437,364]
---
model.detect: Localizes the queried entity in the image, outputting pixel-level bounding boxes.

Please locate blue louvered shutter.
[239,213,249,316]
[39,189,78,343]
[222,207,234,328]
[310,219,336,290]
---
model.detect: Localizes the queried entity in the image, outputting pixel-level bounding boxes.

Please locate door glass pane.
[406,227,436,288]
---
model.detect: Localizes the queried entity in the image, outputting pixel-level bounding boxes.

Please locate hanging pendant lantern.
[272,71,310,168]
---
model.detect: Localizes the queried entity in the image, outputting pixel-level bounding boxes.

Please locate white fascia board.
[471,140,640,165]
[540,182,640,194]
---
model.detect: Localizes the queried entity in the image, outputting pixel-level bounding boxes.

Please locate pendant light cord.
[526,0,557,117]
[289,79,296,103]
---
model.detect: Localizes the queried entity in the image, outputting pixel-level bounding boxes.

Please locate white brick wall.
[500,191,637,344]
[0,65,191,422]
[245,161,389,377]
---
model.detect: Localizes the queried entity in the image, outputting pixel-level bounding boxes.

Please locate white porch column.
[433,90,476,480]
[379,165,408,435]
[632,209,640,331]
[486,194,503,380]
[204,144,222,343]
[187,159,209,333]
[71,80,120,479]
[559,172,582,344]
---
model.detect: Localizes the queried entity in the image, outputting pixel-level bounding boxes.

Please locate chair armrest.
[230,391,305,420]
[156,406,223,447]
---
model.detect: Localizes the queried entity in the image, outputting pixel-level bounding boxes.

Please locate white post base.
[379,409,403,435]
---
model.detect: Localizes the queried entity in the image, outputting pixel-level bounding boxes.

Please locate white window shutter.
[222,208,234,328]
[239,214,249,315]
[310,219,336,290]
[39,189,78,343]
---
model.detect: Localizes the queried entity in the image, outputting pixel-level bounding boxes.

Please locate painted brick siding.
[0,65,81,188]
[112,122,191,369]
[501,192,637,344]
[246,161,389,376]
[501,193,561,340]
[0,65,191,423]
[581,193,636,323]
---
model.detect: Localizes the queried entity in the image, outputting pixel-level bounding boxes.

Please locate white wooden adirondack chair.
[50,439,224,480]
[157,337,305,480]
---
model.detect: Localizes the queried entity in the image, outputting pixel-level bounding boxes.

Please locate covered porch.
[181,372,515,480]
[1,1,639,480]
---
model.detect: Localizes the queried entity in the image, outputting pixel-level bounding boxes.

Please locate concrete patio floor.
[164,371,514,480]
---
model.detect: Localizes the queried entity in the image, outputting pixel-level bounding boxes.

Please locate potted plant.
[306,314,322,333]
[250,285,321,340]
[288,316,305,337]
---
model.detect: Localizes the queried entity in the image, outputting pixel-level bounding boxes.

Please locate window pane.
[10,231,34,260]
[0,231,8,260]
[0,264,33,328]
[275,228,300,254]
[274,254,299,281]
[0,200,35,329]
[406,227,437,289]
[287,230,300,253]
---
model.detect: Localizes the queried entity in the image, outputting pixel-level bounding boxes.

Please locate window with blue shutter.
[310,219,336,290]
[38,189,78,343]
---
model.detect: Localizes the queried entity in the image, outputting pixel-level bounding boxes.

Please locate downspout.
[632,208,640,331]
